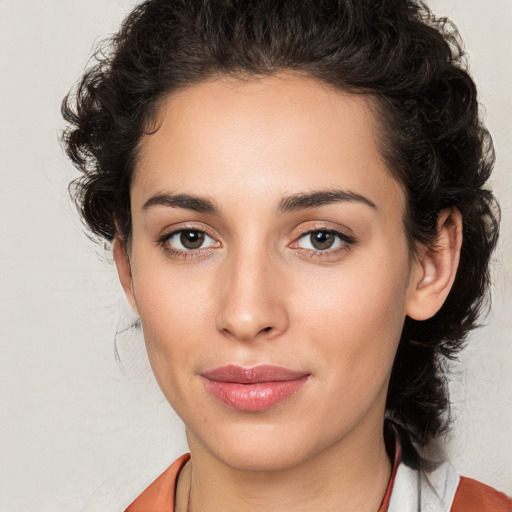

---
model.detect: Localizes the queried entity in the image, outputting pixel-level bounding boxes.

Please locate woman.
[62,0,511,510]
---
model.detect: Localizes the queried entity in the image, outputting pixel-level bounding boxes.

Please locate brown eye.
[161,229,217,253]
[294,229,355,253]
[179,230,205,249]
[309,231,336,250]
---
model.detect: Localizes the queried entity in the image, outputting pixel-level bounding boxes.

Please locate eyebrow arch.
[277,190,377,214]
[142,192,219,214]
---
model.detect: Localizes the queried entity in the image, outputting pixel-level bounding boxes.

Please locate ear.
[113,237,139,316]
[406,208,463,321]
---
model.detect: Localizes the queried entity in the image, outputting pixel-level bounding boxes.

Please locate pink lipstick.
[201,365,310,411]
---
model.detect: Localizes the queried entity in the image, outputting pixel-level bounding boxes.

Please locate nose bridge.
[215,240,288,341]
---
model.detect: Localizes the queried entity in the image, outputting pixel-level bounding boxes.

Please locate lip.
[201,365,311,411]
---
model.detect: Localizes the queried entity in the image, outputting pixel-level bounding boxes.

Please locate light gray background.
[0,0,510,510]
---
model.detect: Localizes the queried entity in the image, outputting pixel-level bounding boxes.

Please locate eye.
[162,229,217,251]
[295,229,354,252]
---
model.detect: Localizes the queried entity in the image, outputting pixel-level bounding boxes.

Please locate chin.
[187,418,339,472]
[212,441,313,472]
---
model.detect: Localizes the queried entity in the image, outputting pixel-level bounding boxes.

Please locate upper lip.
[201,365,310,383]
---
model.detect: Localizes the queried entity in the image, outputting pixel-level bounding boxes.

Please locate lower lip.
[202,376,310,411]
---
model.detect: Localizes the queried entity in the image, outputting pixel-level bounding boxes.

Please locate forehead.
[133,73,405,215]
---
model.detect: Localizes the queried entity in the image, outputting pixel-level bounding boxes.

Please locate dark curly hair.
[61,0,499,447]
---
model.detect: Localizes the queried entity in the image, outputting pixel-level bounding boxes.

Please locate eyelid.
[291,221,356,242]
[156,223,221,257]
[288,222,357,256]
[156,222,219,241]
[293,229,355,247]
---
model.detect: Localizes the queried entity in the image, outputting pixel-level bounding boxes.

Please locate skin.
[114,74,462,512]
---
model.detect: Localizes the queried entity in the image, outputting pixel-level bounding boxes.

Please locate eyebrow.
[142,193,219,214]
[142,189,377,215]
[277,190,377,214]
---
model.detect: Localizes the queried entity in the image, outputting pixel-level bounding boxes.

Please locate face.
[117,74,427,471]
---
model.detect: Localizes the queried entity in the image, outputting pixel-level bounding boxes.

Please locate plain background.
[0,0,511,510]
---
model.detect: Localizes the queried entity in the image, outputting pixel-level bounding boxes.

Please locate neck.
[176,417,392,512]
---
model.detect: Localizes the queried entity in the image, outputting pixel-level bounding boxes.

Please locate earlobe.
[113,237,139,315]
[406,208,463,321]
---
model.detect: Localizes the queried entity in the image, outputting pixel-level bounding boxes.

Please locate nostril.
[260,326,272,333]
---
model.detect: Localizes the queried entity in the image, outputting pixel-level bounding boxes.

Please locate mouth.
[201,365,311,411]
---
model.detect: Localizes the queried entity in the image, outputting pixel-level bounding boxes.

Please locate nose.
[215,248,289,342]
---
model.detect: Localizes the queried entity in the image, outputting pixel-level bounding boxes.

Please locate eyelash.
[157,227,356,260]
[290,228,356,259]
[157,227,219,259]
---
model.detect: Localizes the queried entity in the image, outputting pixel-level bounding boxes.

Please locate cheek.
[130,257,215,382]
[293,253,409,379]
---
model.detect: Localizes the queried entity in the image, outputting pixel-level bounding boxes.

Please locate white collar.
[388,457,460,512]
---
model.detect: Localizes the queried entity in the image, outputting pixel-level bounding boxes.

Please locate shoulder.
[387,423,511,512]
[389,459,512,512]
[125,453,190,512]
[451,476,512,512]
